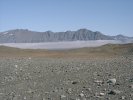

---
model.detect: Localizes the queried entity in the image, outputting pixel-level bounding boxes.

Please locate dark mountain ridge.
[0,29,132,43]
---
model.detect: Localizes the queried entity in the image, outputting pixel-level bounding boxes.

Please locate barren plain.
[0,43,133,100]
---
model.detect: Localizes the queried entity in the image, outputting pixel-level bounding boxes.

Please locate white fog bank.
[0,40,132,50]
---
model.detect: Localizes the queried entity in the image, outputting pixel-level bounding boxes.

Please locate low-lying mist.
[0,40,132,50]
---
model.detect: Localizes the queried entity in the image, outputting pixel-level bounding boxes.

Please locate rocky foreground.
[0,55,133,100]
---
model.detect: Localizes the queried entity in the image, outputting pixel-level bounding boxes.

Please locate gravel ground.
[0,55,133,100]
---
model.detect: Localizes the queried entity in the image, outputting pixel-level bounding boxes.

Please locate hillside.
[0,29,132,43]
[0,43,132,58]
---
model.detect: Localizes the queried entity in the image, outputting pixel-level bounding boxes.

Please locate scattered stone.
[72,81,78,84]
[43,98,46,100]
[60,95,66,98]
[44,92,49,94]
[79,93,84,97]
[82,98,87,100]
[53,87,58,92]
[28,57,31,60]
[27,89,34,94]
[13,96,18,100]
[99,92,105,96]
[0,55,132,99]
[129,78,133,82]
[15,65,18,68]
[95,92,105,98]
[108,90,121,95]
[86,88,91,91]
[1,82,4,84]
[95,96,102,98]
[121,96,126,99]
[70,98,75,100]
[103,88,107,91]
[94,80,103,83]
[0,93,3,95]
[129,84,133,88]
[24,96,26,100]
[130,93,133,96]
[75,98,80,100]
[107,78,116,85]
[94,80,104,87]
[67,88,72,94]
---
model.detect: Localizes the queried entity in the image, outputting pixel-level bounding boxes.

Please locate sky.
[0,0,133,36]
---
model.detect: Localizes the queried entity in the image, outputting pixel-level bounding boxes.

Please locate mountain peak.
[77,28,89,32]
[12,29,29,32]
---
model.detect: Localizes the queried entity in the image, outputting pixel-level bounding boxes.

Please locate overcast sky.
[0,0,133,36]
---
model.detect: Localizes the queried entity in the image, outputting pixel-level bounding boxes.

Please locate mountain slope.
[0,29,132,43]
[0,43,132,57]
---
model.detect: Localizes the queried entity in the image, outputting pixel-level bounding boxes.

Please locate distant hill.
[0,29,132,43]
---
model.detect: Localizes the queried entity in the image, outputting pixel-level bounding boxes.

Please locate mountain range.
[0,29,132,43]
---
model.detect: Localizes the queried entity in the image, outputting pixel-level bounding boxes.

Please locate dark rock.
[72,81,78,84]
[108,90,121,95]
